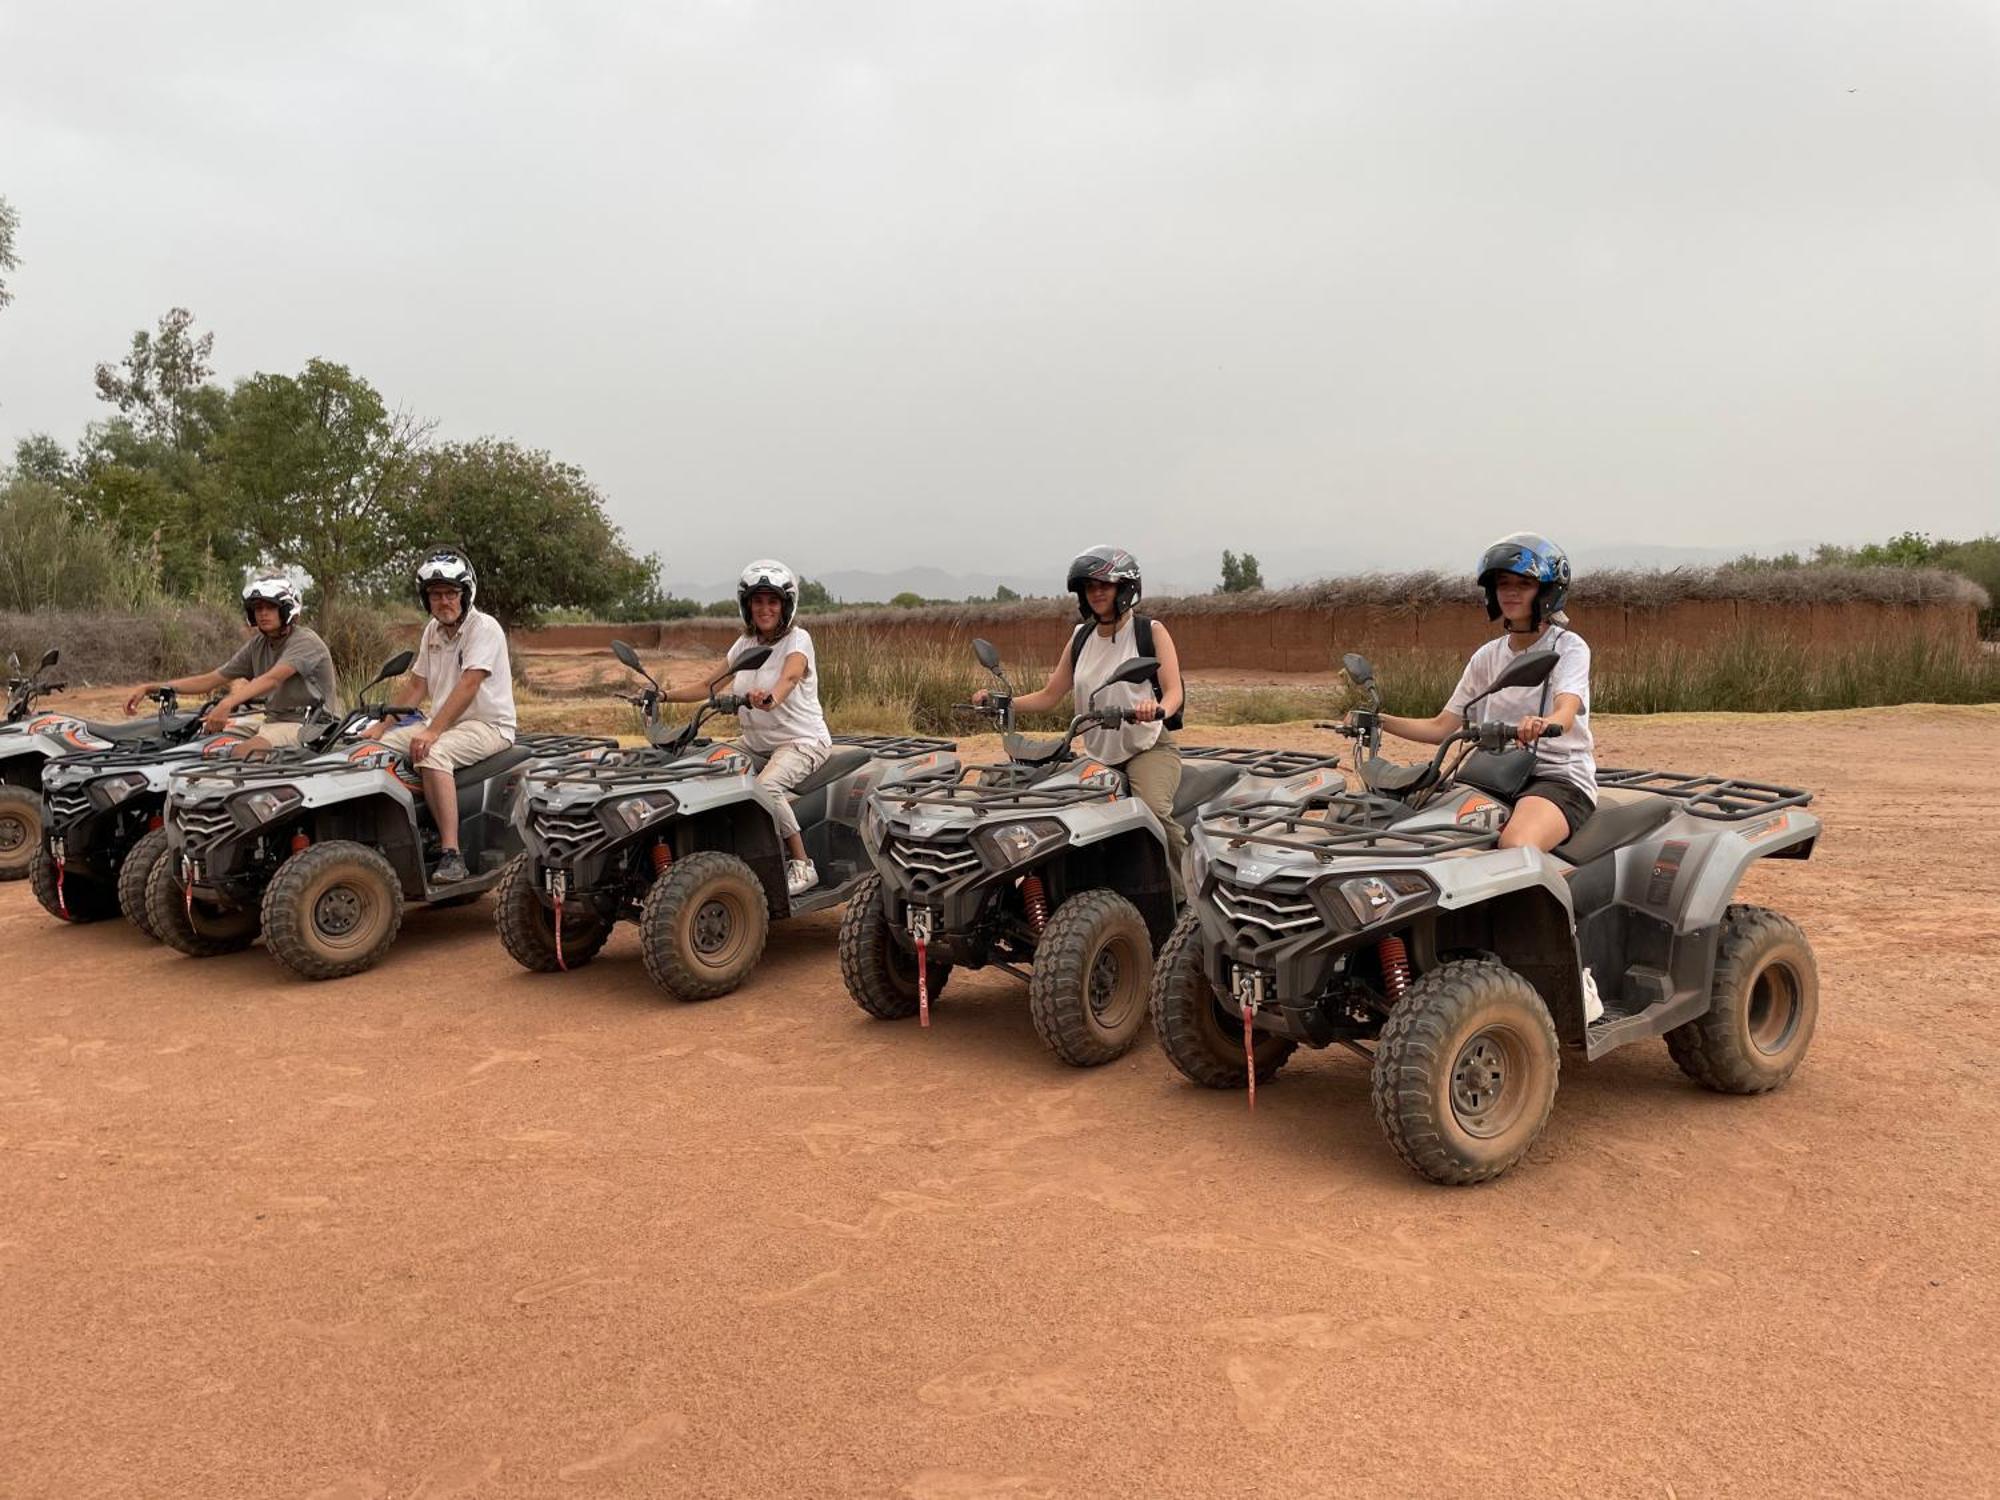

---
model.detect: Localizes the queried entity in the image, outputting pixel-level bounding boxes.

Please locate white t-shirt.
[730,627,830,755]
[1445,626,1596,801]
[416,607,516,738]
[1073,617,1165,766]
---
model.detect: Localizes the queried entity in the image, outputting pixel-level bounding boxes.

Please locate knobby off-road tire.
[119,827,171,939]
[1666,904,1819,1094]
[1371,958,1560,1186]
[495,853,613,973]
[639,850,769,1001]
[1149,910,1296,1088]
[1028,888,1154,1067]
[147,848,261,957]
[260,840,405,981]
[29,839,119,923]
[838,872,952,1020]
[0,784,43,881]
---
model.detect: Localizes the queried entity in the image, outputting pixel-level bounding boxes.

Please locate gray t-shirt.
[219,625,340,722]
[1445,626,1597,801]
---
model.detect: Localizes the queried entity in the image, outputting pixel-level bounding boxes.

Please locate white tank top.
[1071,617,1164,765]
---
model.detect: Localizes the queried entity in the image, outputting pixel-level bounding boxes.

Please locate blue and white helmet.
[1476,533,1571,627]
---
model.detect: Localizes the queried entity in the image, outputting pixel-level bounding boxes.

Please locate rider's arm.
[761,652,810,707]
[425,670,485,734]
[213,661,298,715]
[128,668,230,713]
[663,656,737,704]
[362,672,428,738]
[989,644,1076,715]
[1517,692,1583,746]
[1377,709,1463,745]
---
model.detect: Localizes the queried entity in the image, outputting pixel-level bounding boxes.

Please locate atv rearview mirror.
[1342,652,1375,687]
[39,647,59,671]
[972,638,1002,673]
[6,652,17,676]
[726,645,773,675]
[1461,649,1558,711]
[610,639,645,674]
[374,650,416,685]
[1106,655,1159,689]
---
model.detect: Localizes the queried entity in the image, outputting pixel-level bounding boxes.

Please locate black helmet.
[1066,545,1141,623]
[1476,533,1571,628]
[736,558,800,634]
[241,574,302,630]
[415,549,478,614]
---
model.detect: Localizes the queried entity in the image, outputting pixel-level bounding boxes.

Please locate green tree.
[1218,550,1264,593]
[219,359,426,609]
[0,196,19,314]
[94,307,222,449]
[797,576,834,611]
[889,591,926,608]
[388,439,651,627]
[994,582,1020,602]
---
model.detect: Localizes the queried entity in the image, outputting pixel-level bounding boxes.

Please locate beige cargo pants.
[1119,738,1186,902]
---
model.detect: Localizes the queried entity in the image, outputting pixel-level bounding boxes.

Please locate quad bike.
[1152,646,1822,1185]
[497,639,960,1001]
[0,647,207,881]
[841,637,1347,1066]
[31,686,271,931]
[152,652,615,980]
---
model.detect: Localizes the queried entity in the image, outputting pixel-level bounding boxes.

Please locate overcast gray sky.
[2,0,1995,590]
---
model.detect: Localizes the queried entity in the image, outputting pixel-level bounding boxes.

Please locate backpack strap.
[1133,614,1183,732]
[1067,622,1092,670]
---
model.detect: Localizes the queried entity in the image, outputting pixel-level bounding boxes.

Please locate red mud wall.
[508,600,1977,669]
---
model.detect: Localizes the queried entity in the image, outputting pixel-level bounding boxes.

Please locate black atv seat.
[1171,760,1242,820]
[1364,757,1432,794]
[790,747,871,800]
[1552,788,1677,866]
[84,716,182,743]
[451,744,536,789]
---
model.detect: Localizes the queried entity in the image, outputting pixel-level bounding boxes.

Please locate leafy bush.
[0,477,163,612]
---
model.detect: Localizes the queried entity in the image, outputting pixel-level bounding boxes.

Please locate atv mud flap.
[907,904,935,1028]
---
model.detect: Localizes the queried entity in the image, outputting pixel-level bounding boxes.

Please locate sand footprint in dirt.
[557,1409,688,1482]
[787,1189,962,1241]
[918,1349,1099,1419]
[511,1267,621,1306]
[1199,1312,1426,1434]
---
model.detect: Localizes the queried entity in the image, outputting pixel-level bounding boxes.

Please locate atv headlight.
[1335,871,1436,929]
[606,792,678,834]
[92,772,150,808]
[232,786,302,827]
[973,818,1067,869]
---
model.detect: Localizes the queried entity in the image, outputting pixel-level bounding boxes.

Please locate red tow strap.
[1243,998,1257,1113]
[553,890,568,972]
[917,937,930,1028]
[54,853,69,921]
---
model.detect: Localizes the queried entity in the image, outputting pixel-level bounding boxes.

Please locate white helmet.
[415,549,478,613]
[242,574,302,629]
[737,559,799,632]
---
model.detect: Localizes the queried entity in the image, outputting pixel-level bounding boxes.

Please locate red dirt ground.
[2,706,1995,1497]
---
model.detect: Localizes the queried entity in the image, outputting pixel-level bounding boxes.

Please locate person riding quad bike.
[127,575,341,757]
[359,549,515,887]
[653,559,834,901]
[972,545,1189,897]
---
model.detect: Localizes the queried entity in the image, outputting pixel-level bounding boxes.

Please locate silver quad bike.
[842,637,1347,1067]
[31,686,272,930]
[153,652,615,979]
[1152,647,1822,1185]
[497,640,960,1001]
[1,647,207,881]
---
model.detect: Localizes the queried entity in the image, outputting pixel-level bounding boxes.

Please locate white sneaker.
[785,859,819,897]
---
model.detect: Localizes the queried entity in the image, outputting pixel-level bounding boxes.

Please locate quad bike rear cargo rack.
[1595,768,1812,820]
[1196,795,1494,862]
[1180,745,1347,778]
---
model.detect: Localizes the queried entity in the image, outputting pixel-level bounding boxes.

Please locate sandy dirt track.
[3,706,1996,1499]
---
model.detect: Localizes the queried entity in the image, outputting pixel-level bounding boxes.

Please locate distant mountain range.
[663,540,1815,607]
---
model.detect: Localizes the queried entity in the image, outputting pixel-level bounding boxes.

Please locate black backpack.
[1066,613,1183,732]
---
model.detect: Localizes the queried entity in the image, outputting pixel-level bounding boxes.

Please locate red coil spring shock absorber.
[651,842,672,876]
[1377,935,1412,1004]
[1020,874,1050,934]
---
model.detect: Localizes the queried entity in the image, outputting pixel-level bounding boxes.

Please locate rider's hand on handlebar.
[202,704,235,734]
[126,686,152,715]
[1516,715,1563,746]
[1130,698,1162,724]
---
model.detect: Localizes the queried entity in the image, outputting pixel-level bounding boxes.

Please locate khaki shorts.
[237,717,305,748]
[379,719,511,773]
